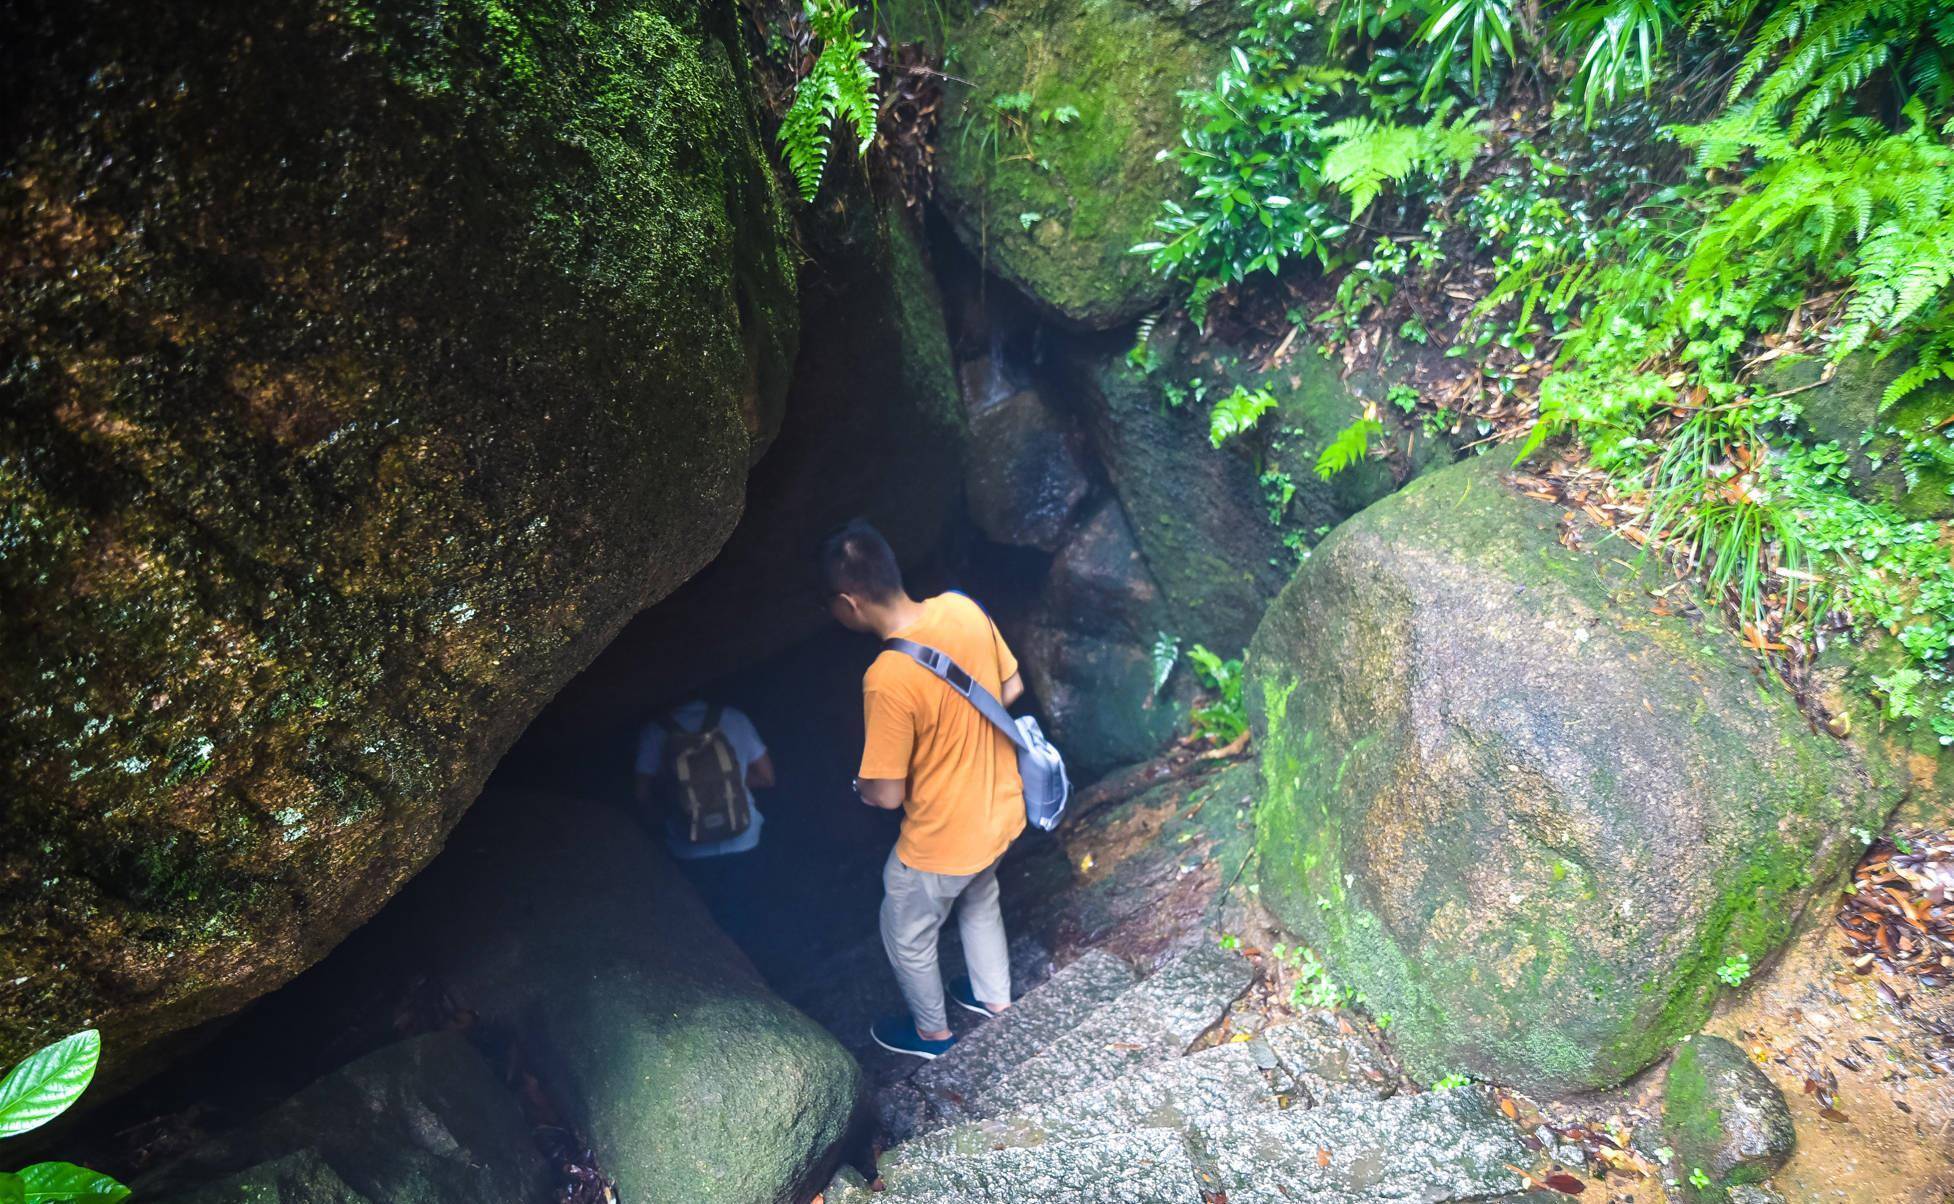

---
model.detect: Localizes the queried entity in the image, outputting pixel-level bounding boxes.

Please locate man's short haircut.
[819,518,904,601]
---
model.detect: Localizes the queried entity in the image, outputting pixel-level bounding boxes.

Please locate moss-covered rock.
[145,1033,550,1204]
[1065,320,1446,652]
[0,0,796,1071]
[1663,1035,1795,1200]
[933,0,1237,327]
[1764,353,1954,520]
[347,791,866,1204]
[1248,456,1914,1092]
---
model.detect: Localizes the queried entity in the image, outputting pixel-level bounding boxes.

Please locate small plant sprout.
[1716,952,1751,987]
[1849,825,1875,845]
[1219,933,1242,950]
[1431,1071,1472,1089]
[1689,1167,1711,1189]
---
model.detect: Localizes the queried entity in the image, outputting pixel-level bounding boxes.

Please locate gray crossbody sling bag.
[882,637,1070,832]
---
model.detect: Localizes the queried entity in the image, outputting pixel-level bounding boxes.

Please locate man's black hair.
[818,518,904,602]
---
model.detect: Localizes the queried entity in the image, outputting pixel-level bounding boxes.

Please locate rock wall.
[1248,456,1921,1092]
[1064,319,1446,653]
[0,0,796,1070]
[536,201,967,744]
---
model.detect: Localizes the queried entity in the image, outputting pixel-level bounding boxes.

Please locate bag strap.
[703,701,724,732]
[882,637,1030,754]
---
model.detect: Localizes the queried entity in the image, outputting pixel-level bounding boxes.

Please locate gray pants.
[880,846,1011,1034]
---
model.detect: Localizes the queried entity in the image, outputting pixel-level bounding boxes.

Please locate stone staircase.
[821,936,1546,1204]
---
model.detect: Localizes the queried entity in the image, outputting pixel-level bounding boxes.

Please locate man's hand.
[855,776,906,810]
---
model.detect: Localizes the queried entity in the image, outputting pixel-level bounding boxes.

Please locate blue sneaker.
[948,976,1005,1017]
[869,1015,956,1060]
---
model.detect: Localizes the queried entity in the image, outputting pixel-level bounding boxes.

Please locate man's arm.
[1001,671,1024,707]
[856,777,906,810]
[747,753,776,790]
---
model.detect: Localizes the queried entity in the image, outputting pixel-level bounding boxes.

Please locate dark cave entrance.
[489,508,1067,1070]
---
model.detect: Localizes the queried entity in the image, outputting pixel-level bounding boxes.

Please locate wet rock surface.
[1019,501,1190,779]
[0,0,795,1070]
[964,389,1090,551]
[1663,1035,1796,1197]
[142,1033,549,1204]
[151,1151,370,1204]
[1249,455,1908,1092]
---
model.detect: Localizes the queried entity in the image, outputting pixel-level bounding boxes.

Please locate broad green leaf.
[0,1031,100,1137]
[0,1173,26,1204]
[16,1164,130,1203]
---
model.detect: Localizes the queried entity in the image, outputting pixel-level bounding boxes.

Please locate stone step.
[1188,1084,1534,1204]
[908,947,1138,1120]
[1255,1012,1399,1104]
[848,1128,1207,1204]
[782,929,1053,1089]
[896,1040,1284,1165]
[966,938,1256,1120]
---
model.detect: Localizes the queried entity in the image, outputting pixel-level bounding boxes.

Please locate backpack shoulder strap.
[702,701,724,732]
[883,638,1029,753]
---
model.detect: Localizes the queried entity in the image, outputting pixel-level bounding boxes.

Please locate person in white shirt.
[633,699,775,859]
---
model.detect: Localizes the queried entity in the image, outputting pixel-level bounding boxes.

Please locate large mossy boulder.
[343,791,865,1204]
[1249,456,1922,1092]
[933,0,1237,327]
[146,1033,550,1204]
[1065,320,1445,652]
[0,0,795,1069]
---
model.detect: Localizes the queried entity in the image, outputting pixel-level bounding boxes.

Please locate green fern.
[1209,385,1280,448]
[1186,644,1249,744]
[1314,417,1387,479]
[1697,0,1954,134]
[1321,106,1488,215]
[778,0,878,203]
[1672,102,1954,362]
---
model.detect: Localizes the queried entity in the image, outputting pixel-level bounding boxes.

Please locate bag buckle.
[945,663,975,696]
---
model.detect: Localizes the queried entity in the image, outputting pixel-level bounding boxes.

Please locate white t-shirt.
[635,701,767,859]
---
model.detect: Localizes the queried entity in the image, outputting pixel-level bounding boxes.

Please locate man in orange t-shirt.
[820,519,1026,1059]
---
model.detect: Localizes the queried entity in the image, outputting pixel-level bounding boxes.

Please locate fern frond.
[776,0,879,202]
[1314,418,1387,479]
[1321,109,1487,214]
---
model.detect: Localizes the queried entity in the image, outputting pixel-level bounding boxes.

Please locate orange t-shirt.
[859,593,1027,874]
